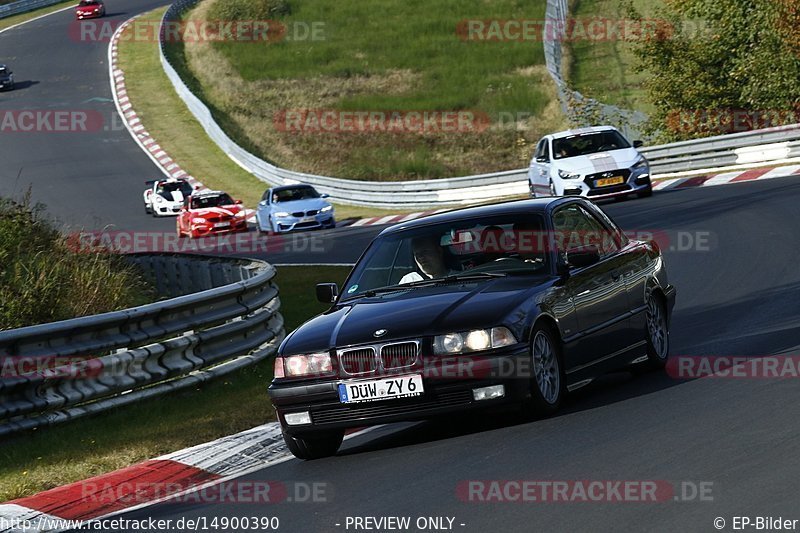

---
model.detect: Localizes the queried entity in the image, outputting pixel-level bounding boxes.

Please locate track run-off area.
[2,2,800,531]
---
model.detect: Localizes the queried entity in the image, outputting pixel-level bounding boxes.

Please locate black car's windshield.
[273,187,319,203]
[341,213,549,299]
[0,68,8,76]
[552,130,631,159]
[192,193,234,209]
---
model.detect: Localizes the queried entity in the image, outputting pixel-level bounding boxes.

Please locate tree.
[626,0,800,142]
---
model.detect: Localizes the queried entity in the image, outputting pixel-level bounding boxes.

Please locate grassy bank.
[165,0,565,181]
[0,264,351,501]
[0,0,74,32]
[566,0,657,114]
[117,8,402,220]
[0,196,154,330]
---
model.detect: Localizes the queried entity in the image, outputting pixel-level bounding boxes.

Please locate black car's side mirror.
[633,140,644,148]
[316,283,339,303]
[566,245,601,269]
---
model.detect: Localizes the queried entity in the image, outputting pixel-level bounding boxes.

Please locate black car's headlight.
[632,157,649,170]
[276,352,333,378]
[433,327,517,355]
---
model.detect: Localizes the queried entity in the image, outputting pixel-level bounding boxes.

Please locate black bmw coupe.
[269,197,676,459]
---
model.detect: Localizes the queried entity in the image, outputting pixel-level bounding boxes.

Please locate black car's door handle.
[611,273,622,282]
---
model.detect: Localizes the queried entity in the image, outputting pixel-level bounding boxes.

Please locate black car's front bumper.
[269,346,531,436]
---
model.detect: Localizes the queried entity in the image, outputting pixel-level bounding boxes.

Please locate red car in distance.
[177,190,248,239]
[75,0,105,19]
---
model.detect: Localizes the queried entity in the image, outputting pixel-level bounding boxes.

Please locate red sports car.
[75,0,105,19]
[176,190,248,239]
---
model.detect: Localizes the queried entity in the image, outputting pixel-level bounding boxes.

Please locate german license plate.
[338,374,424,403]
[594,176,624,187]
[301,216,316,223]
[214,221,230,228]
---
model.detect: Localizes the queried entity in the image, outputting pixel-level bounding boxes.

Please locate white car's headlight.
[274,211,290,218]
[321,205,333,213]
[558,169,581,180]
[280,353,333,377]
[632,157,649,170]
[433,327,517,355]
[154,195,164,203]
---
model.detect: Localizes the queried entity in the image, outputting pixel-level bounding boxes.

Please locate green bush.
[207,0,291,21]
[0,195,155,330]
[626,0,800,142]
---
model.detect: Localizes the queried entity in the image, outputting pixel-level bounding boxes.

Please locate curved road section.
[5,1,800,531]
[105,178,800,531]
[0,0,172,231]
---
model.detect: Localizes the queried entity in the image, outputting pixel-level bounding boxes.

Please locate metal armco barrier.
[639,124,800,175]
[0,254,284,437]
[0,0,65,19]
[158,1,800,208]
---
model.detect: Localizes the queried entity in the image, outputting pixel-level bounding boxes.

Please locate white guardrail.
[0,254,284,437]
[157,1,800,208]
[0,0,65,19]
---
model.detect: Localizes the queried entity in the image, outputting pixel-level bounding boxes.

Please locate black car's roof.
[378,197,584,236]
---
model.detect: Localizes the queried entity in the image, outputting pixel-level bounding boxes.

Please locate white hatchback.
[528,126,652,200]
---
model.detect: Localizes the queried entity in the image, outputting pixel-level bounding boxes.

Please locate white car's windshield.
[157,181,193,200]
[552,130,631,159]
[341,214,548,299]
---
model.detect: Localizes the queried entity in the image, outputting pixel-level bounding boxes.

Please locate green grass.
[0,0,75,32]
[164,0,567,181]
[0,265,351,501]
[118,8,410,220]
[0,195,156,330]
[566,0,657,114]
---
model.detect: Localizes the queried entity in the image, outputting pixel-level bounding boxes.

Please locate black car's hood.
[282,277,552,354]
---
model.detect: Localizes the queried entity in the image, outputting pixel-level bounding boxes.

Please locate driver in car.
[399,235,448,284]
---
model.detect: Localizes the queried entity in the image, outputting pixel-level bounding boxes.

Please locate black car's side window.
[552,204,619,259]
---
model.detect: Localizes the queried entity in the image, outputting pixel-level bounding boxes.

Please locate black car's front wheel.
[522,324,565,417]
[634,291,669,372]
[282,428,344,460]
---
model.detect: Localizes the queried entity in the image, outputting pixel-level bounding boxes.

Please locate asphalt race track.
[101,176,800,532]
[5,3,800,532]
[0,0,177,231]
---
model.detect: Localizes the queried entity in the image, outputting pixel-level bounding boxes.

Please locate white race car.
[528,126,652,200]
[143,178,195,217]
